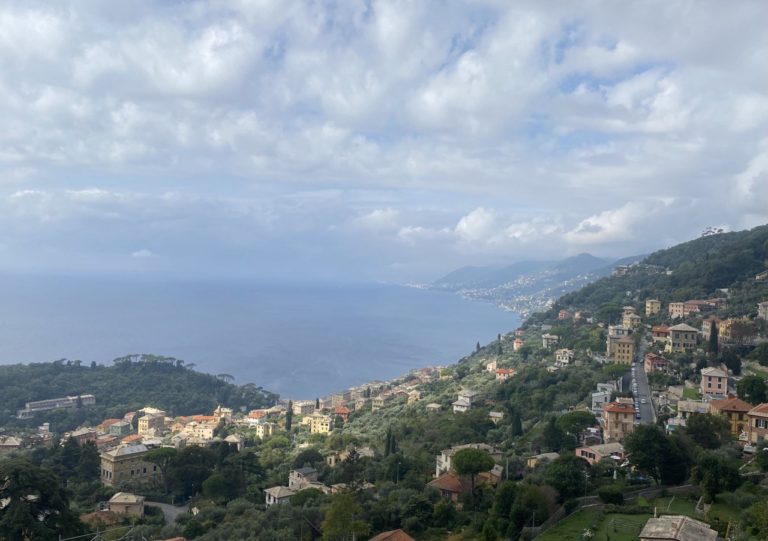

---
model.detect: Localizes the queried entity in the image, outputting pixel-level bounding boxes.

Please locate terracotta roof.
[748,403,768,417]
[603,402,635,414]
[427,472,471,494]
[335,406,351,414]
[652,325,669,332]
[369,529,416,541]
[496,369,516,375]
[710,397,753,413]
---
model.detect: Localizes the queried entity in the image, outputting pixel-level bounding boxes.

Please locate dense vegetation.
[540,225,768,323]
[0,355,277,431]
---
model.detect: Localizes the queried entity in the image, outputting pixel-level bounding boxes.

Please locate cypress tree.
[286,401,293,431]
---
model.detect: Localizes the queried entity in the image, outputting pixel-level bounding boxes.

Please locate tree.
[293,448,324,469]
[286,401,294,431]
[542,417,567,452]
[316,397,321,409]
[384,426,397,457]
[145,447,178,495]
[624,425,690,485]
[555,411,597,438]
[452,448,495,494]
[748,343,768,366]
[708,323,719,355]
[738,375,767,404]
[75,441,100,481]
[691,452,741,503]
[322,493,370,540]
[509,484,552,531]
[544,455,590,501]
[0,459,83,540]
[684,413,731,449]
[719,349,741,375]
[510,411,523,437]
[476,341,481,353]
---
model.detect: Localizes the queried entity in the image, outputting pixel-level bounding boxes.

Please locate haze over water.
[0,275,517,398]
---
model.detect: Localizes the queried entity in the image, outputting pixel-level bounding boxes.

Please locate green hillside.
[536,225,768,324]
[0,355,277,432]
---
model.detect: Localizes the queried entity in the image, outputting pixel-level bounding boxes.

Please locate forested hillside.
[0,355,277,431]
[541,225,768,322]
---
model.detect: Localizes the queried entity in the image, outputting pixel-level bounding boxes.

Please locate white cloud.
[131,249,154,258]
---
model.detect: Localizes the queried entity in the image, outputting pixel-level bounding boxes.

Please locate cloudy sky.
[1,0,767,282]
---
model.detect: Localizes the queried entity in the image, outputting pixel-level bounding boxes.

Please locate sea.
[0,275,518,398]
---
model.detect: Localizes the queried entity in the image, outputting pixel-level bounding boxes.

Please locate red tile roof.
[748,403,768,417]
[603,402,636,414]
[427,472,471,494]
[710,397,753,413]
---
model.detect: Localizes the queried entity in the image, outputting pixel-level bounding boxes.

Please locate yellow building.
[603,401,636,443]
[614,337,635,364]
[645,299,661,316]
[309,413,332,434]
[622,313,642,329]
[666,324,698,353]
[709,397,753,437]
[100,444,159,487]
[137,414,164,436]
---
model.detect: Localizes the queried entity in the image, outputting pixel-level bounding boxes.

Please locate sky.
[1,0,767,282]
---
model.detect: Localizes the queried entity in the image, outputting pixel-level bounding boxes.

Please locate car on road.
[641,398,647,404]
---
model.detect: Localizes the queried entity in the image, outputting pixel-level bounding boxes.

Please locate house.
[489,411,504,424]
[758,301,768,320]
[435,443,501,477]
[109,421,133,437]
[224,434,244,451]
[638,515,717,541]
[526,452,559,469]
[427,472,471,504]
[606,325,630,358]
[652,325,670,342]
[16,393,96,419]
[746,403,768,444]
[645,299,661,316]
[603,401,636,443]
[334,406,351,423]
[289,467,319,490]
[67,427,98,445]
[757,270,768,281]
[100,444,159,487]
[407,390,421,405]
[513,338,524,351]
[555,349,575,367]
[541,333,559,349]
[558,309,572,320]
[308,413,332,434]
[575,442,625,466]
[700,316,721,342]
[622,313,642,329]
[644,353,671,374]
[332,391,352,407]
[699,367,728,398]
[255,422,276,439]
[292,400,316,415]
[0,436,22,453]
[108,492,145,518]
[666,324,698,353]
[495,368,516,381]
[371,396,388,411]
[369,529,415,541]
[591,390,612,415]
[709,397,753,437]
[676,400,710,421]
[485,360,497,372]
[426,403,442,413]
[613,337,635,364]
[667,302,691,319]
[138,414,164,436]
[182,421,217,440]
[213,405,233,423]
[264,486,296,506]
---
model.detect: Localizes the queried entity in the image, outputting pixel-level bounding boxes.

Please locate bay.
[0,276,518,398]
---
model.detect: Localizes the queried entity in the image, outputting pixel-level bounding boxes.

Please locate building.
[758,301,768,320]
[709,397,753,437]
[108,492,145,518]
[603,402,636,443]
[638,515,717,541]
[109,421,133,437]
[622,312,642,329]
[676,400,710,422]
[747,403,768,444]
[555,349,575,367]
[435,443,501,477]
[137,414,164,436]
[668,302,685,319]
[289,467,319,490]
[406,390,421,405]
[427,472,471,505]
[369,529,416,541]
[485,360,497,372]
[513,338,524,351]
[292,401,316,415]
[575,442,625,466]
[100,444,159,487]
[651,325,670,342]
[591,390,612,415]
[542,333,559,349]
[613,337,635,364]
[426,403,441,413]
[308,413,332,434]
[645,299,661,316]
[644,353,671,374]
[334,406,351,422]
[700,367,728,398]
[265,486,295,506]
[16,394,96,419]
[495,368,516,381]
[606,325,630,359]
[558,309,572,320]
[666,324,698,353]
[489,411,504,424]
[371,396,389,411]
[526,452,559,469]
[0,436,22,453]
[182,421,217,441]
[700,316,720,343]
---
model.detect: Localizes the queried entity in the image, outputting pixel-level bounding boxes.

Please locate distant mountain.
[431,253,644,316]
[540,224,768,322]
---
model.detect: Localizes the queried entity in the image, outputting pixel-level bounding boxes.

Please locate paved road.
[632,337,655,424]
[146,501,189,524]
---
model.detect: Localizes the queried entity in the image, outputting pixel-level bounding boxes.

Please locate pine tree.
[511,411,523,437]
[708,322,719,355]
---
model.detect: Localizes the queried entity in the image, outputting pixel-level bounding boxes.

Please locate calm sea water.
[0,276,518,398]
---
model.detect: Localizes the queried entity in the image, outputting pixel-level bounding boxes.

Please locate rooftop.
[710,397,753,413]
[604,402,635,414]
[638,515,717,541]
[109,492,144,504]
[668,323,699,332]
[369,529,416,541]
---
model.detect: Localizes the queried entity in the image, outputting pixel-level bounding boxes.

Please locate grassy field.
[682,387,701,399]
[537,496,700,541]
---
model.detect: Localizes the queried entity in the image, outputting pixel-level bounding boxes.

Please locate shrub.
[598,485,624,505]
